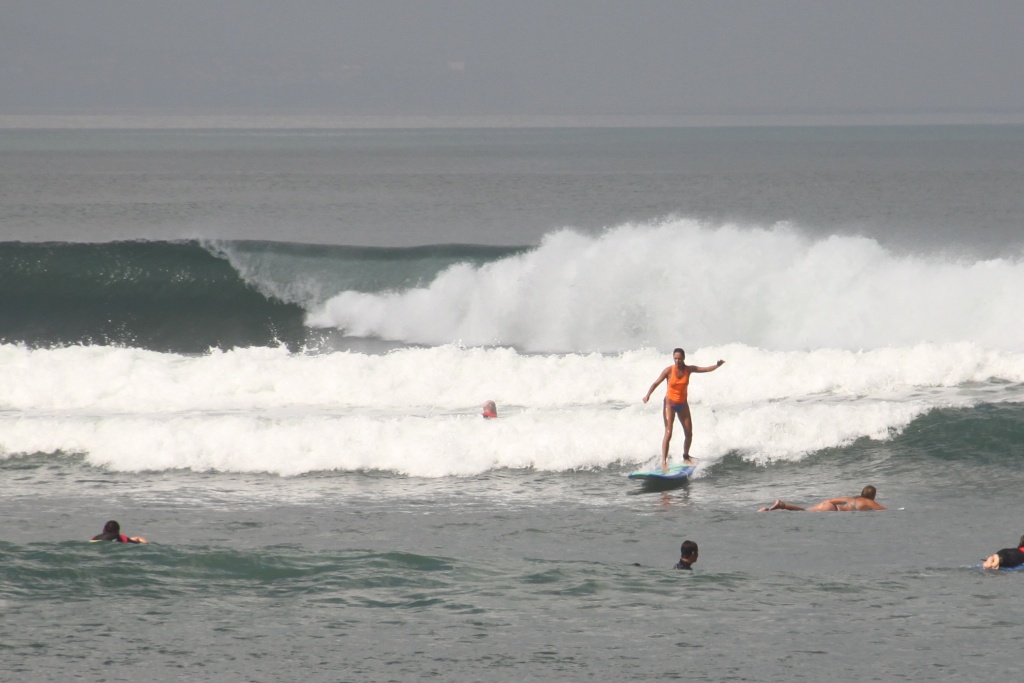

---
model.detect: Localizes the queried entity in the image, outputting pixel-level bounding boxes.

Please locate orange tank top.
[666,366,689,404]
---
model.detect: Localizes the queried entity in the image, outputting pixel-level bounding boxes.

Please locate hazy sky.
[3,1,1023,121]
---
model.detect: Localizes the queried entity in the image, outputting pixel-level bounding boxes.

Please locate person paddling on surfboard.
[90,520,148,544]
[758,485,886,512]
[982,534,1024,569]
[642,348,725,470]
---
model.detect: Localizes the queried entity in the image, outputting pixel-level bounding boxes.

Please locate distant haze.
[2,1,1024,124]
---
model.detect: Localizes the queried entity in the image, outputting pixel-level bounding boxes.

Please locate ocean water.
[2,125,1024,682]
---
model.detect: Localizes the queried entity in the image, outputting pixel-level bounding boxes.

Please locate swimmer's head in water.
[860,485,877,500]
[482,400,497,418]
[103,520,120,534]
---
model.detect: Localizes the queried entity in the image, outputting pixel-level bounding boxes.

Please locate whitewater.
[5,221,1024,478]
[5,125,1024,683]
[299,221,1024,352]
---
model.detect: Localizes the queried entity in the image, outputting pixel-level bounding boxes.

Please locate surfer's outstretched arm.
[689,360,726,373]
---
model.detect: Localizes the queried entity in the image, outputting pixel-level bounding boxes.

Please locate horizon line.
[3,111,1024,130]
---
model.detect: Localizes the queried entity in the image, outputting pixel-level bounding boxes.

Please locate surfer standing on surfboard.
[643,348,725,470]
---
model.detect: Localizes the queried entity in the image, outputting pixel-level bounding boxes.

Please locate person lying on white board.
[759,485,887,512]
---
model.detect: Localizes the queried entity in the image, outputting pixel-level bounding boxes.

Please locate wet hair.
[680,540,698,558]
[673,348,685,359]
[102,520,120,534]
[860,486,877,500]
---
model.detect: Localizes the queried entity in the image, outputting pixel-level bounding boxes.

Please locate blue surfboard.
[628,464,696,481]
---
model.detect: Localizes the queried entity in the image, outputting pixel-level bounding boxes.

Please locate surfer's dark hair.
[680,540,698,558]
[673,348,685,358]
[860,486,877,500]
[103,520,120,534]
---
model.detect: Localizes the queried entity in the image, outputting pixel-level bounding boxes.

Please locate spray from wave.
[306,220,1024,352]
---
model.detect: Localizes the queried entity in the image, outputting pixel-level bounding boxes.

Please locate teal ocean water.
[2,125,1023,681]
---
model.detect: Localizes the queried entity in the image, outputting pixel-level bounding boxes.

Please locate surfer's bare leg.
[759,500,805,511]
[661,401,674,469]
[680,404,694,464]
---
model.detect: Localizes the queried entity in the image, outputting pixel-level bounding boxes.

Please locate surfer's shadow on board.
[626,479,691,496]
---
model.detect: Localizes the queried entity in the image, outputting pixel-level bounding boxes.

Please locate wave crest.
[308,220,1024,352]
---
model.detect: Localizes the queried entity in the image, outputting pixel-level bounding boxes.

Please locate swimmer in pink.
[642,348,725,470]
[482,400,498,419]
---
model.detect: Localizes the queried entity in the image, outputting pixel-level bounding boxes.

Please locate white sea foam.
[3,342,1023,476]
[307,221,1024,353]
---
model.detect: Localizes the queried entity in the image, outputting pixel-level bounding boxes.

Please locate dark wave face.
[0,239,526,354]
[0,241,307,353]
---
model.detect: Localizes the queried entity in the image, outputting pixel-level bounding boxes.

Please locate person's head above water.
[680,540,698,563]
[860,486,877,500]
[102,520,120,534]
[482,400,497,418]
